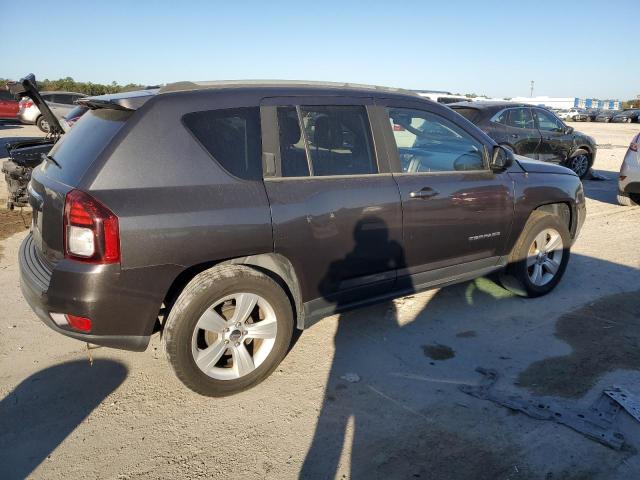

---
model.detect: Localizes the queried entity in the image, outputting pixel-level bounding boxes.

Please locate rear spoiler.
[8,73,63,137]
[77,89,158,111]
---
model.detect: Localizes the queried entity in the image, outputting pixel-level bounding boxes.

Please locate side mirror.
[565,126,574,135]
[491,145,514,171]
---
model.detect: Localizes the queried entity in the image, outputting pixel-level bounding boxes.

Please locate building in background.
[510,96,621,110]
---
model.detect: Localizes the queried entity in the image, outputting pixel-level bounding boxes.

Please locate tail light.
[630,133,639,152]
[63,190,120,264]
[19,100,33,109]
[66,314,92,332]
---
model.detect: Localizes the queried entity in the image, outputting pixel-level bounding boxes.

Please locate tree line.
[1,76,149,96]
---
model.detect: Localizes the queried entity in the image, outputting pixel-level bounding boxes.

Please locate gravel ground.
[0,120,639,480]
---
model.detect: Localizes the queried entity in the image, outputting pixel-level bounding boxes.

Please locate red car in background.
[0,88,19,119]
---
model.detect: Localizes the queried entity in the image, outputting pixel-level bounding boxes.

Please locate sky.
[2,0,638,100]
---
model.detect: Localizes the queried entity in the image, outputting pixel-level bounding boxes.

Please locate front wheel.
[499,211,571,297]
[163,265,294,396]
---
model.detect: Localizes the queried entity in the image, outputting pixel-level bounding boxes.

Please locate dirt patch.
[518,291,640,398]
[456,330,477,338]
[422,343,455,360]
[0,209,31,259]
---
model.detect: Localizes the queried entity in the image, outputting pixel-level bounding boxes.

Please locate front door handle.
[410,187,439,199]
[511,134,519,138]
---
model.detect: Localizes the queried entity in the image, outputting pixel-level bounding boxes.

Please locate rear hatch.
[8,74,64,137]
[28,91,153,265]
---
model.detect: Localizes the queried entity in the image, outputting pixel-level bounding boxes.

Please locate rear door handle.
[410,187,438,199]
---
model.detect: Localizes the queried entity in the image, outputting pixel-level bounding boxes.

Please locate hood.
[514,155,576,175]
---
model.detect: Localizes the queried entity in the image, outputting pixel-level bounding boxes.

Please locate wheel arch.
[534,202,573,236]
[162,253,305,331]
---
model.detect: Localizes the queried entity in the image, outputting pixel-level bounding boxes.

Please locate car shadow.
[300,237,640,478]
[0,120,23,129]
[582,169,619,205]
[0,359,128,479]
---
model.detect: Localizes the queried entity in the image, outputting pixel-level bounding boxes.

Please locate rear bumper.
[19,233,163,351]
[17,109,38,124]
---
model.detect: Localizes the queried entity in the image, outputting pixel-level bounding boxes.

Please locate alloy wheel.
[527,228,563,286]
[191,292,277,380]
[568,154,589,178]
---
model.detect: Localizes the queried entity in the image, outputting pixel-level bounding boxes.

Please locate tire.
[163,265,294,396]
[618,190,640,206]
[566,153,591,179]
[36,115,50,133]
[499,211,571,297]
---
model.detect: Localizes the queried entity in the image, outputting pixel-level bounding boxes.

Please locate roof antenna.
[530,80,534,97]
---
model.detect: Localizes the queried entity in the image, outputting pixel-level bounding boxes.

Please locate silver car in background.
[618,131,640,206]
[17,91,86,132]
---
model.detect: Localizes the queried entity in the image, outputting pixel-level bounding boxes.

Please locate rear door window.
[507,108,534,129]
[183,107,262,181]
[277,105,377,177]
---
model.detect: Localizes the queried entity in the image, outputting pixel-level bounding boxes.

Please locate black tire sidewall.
[36,116,50,133]
[164,266,294,396]
[508,213,571,297]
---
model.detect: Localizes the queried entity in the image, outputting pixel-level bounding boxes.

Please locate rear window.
[451,107,480,123]
[47,109,131,184]
[182,107,262,180]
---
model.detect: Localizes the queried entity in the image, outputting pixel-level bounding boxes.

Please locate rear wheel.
[499,211,571,297]
[566,153,591,179]
[36,115,50,133]
[163,265,294,396]
[618,190,640,206]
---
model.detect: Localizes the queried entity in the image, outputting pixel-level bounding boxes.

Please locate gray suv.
[19,81,586,396]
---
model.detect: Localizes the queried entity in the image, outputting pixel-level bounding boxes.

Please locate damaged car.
[2,74,77,209]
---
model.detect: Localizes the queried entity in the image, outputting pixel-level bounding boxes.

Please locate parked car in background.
[3,75,66,209]
[0,89,19,119]
[60,105,89,132]
[611,109,640,124]
[18,81,586,396]
[586,109,601,122]
[618,132,640,206]
[416,91,469,104]
[595,110,617,122]
[450,102,596,178]
[558,108,588,122]
[17,90,86,132]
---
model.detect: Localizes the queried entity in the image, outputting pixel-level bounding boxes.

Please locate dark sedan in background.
[450,102,596,178]
[611,109,640,123]
[595,110,617,122]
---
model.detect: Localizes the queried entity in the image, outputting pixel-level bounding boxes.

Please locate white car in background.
[618,132,640,206]
[558,108,589,122]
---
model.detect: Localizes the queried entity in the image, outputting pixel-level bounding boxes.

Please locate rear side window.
[183,107,262,180]
[451,107,479,123]
[48,109,131,185]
